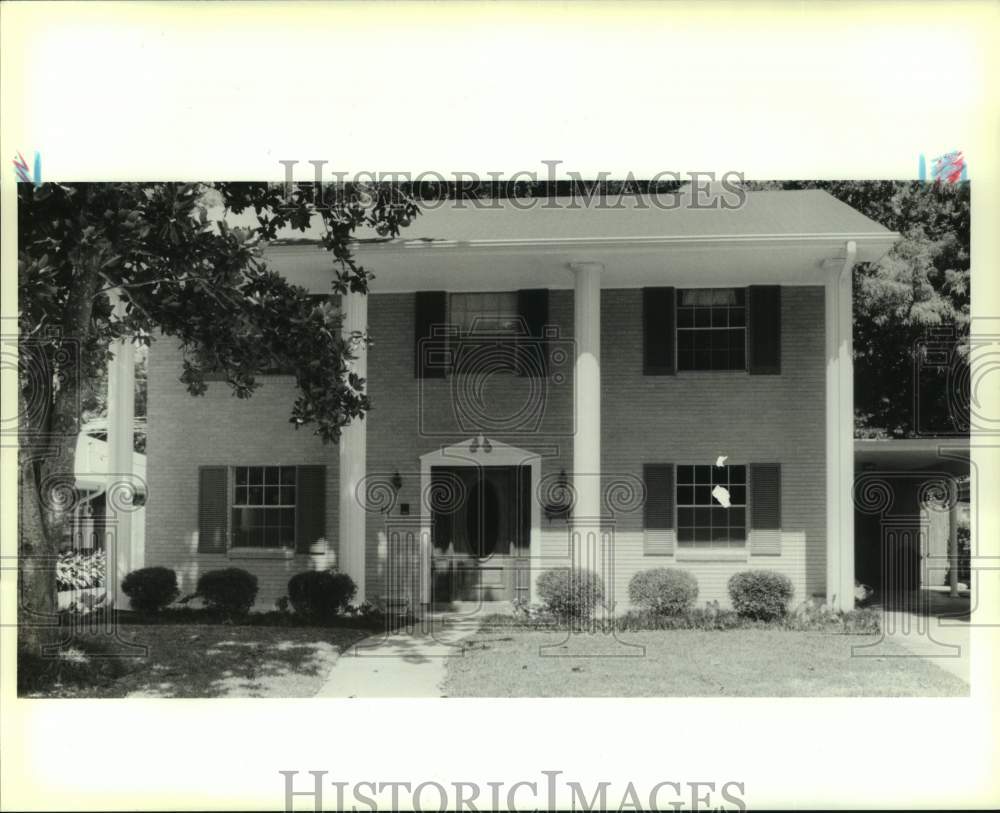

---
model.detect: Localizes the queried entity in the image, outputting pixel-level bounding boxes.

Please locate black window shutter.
[295,465,327,554]
[414,291,447,378]
[748,285,781,375]
[750,463,781,529]
[517,288,549,376]
[643,464,675,529]
[198,466,229,553]
[643,287,676,375]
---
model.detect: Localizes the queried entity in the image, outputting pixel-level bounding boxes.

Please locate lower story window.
[676,464,746,548]
[232,466,296,548]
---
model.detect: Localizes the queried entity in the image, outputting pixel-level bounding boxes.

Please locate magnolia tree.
[17,182,418,650]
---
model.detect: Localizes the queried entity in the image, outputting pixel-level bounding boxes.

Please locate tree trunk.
[18,261,98,657]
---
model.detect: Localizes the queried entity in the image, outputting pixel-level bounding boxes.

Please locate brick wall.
[145,285,827,612]
[145,344,339,610]
[598,287,827,608]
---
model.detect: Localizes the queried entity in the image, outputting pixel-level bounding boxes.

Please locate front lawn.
[20,623,368,698]
[442,628,968,697]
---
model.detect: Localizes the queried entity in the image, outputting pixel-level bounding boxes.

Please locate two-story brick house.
[145,188,899,613]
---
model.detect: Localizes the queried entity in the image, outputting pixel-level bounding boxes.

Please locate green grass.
[20,623,367,698]
[442,628,969,697]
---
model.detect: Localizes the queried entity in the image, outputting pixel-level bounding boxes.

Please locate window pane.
[677,486,695,505]
[235,468,247,486]
[677,464,748,548]
[281,466,296,485]
[248,486,263,505]
[264,486,279,505]
[264,467,279,485]
[247,467,263,485]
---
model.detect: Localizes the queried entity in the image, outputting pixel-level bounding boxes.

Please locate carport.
[854,438,970,603]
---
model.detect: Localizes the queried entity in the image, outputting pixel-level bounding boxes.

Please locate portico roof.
[261,189,901,293]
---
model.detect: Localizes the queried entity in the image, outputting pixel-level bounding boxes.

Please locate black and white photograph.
[1,2,997,812]
[14,178,974,701]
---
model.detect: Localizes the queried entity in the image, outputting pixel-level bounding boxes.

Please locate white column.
[107,311,135,609]
[825,242,856,611]
[338,292,368,603]
[570,262,603,543]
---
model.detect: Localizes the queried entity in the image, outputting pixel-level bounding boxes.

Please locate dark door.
[431,465,531,603]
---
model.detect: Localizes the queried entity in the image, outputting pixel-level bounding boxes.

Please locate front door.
[431,464,531,603]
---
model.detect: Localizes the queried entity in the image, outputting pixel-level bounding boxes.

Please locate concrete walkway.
[879,611,970,683]
[315,614,480,697]
[872,589,971,684]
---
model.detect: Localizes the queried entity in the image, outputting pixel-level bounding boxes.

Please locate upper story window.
[449,292,520,336]
[415,289,551,379]
[676,288,746,371]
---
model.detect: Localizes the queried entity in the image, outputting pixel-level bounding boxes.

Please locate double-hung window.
[449,292,520,337]
[676,464,747,548]
[643,285,780,375]
[676,288,746,371]
[232,466,297,548]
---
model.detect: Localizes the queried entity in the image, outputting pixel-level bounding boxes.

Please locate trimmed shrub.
[120,567,179,613]
[628,568,699,615]
[195,568,258,617]
[536,568,604,621]
[287,570,357,621]
[728,570,794,620]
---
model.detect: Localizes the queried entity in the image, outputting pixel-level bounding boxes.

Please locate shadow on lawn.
[19,624,367,698]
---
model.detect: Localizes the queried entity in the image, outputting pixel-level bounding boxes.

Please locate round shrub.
[120,567,179,613]
[536,568,604,621]
[727,570,794,620]
[628,568,699,615]
[195,568,258,617]
[287,570,357,621]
